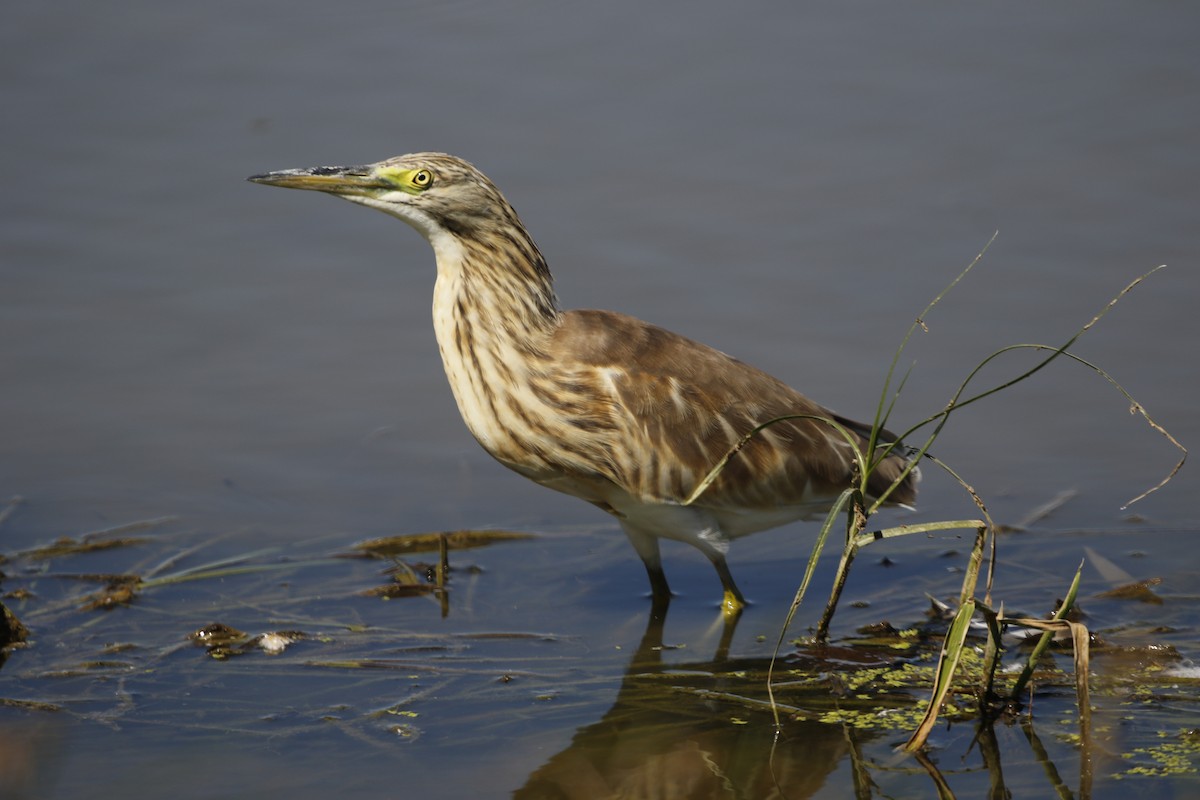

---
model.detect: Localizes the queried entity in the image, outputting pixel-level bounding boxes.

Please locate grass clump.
[689,235,1186,757]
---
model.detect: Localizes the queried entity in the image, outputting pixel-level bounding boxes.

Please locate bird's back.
[535,309,917,526]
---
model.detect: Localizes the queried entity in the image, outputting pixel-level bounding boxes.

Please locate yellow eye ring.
[412,169,433,188]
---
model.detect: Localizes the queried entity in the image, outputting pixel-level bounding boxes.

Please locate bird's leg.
[707,553,746,617]
[622,525,673,607]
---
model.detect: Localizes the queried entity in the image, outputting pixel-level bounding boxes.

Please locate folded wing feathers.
[546,309,918,512]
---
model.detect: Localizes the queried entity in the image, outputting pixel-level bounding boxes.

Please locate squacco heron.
[249,153,918,614]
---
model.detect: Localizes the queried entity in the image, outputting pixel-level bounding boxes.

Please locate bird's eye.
[412,169,433,188]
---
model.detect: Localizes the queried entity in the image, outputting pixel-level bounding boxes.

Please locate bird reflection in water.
[514,600,850,799]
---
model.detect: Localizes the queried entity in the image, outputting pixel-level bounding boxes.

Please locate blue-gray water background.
[3,3,1198,797]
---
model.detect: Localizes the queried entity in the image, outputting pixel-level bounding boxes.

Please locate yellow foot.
[721,589,746,617]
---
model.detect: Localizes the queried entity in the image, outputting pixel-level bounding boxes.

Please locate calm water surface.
[3,2,1198,797]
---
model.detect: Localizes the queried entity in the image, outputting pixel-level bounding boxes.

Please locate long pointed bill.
[247,165,390,196]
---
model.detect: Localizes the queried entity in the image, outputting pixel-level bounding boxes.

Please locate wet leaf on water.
[189,623,247,648]
[20,537,147,560]
[382,561,437,581]
[0,698,62,712]
[59,572,141,584]
[76,660,136,670]
[364,582,439,599]
[855,621,898,637]
[188,623,306,658]
[0,601,29,648]
[388,723,421,741]
[364,559,444,598]
[460,632,564,641]
[1097,578,1164,604]
[35,662,136,678]
[350,529,537,558]
[82,579,140,611]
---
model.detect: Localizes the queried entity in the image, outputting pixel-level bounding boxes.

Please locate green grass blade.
[871,232,999,455]
[906,598,976,751]
[1008,561,1084,700]
[895,266,1166,448]
[767,489,853,725]
[849,518,985,550]
[978,345,1185,509]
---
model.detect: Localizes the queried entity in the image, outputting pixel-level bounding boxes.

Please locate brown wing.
[545,309,916,513]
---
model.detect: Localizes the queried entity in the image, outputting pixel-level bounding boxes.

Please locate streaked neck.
[428,226,560,457]
[429,225,560,343]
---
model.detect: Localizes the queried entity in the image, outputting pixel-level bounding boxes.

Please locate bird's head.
[249,152,518,245]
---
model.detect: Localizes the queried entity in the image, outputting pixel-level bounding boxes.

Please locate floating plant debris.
[350,529,537,558]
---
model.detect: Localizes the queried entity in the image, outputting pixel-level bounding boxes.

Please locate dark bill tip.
[246,166,381,192]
